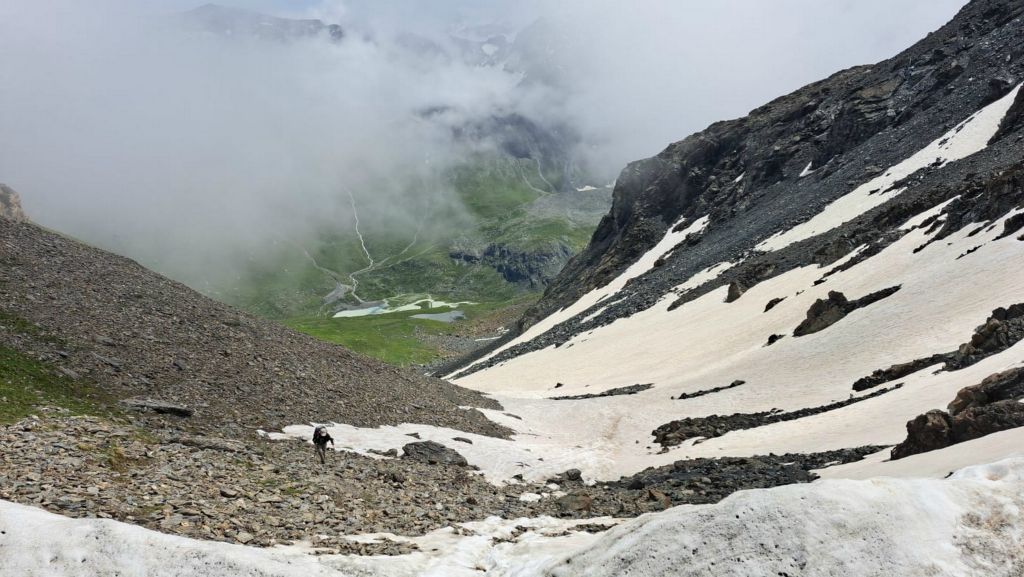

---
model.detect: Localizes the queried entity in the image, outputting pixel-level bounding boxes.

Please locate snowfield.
[439,205,1024,481]
[3,459,1022,576]
[275,182,1024,487]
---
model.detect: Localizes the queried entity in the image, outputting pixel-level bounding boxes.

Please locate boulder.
[563,468,583,482]
[725,281,747,303]
[950,400,1024,443]
[401,441,468,467]
[890,410,952,460]
[794,286,901,337]
[555,492,593,515]
[793,291,850,336]
[948,368,1024,415]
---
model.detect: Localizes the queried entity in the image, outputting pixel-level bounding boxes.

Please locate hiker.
[312,425,334,464]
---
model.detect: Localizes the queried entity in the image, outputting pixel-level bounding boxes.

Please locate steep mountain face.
[450,0,1024,373]
[440,0,1024,485]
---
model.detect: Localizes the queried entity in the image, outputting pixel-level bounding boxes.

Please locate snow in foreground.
[2,459,1021,577]
[552,457,1024,577]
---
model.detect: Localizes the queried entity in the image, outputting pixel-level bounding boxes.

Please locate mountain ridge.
[444,0,1024,377]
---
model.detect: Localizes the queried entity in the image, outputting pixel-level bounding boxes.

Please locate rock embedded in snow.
[792,285,901,337]
[892,410,955,459]
[851,303,1024,391]
[893,366,1024,460]
[401,440,470,467]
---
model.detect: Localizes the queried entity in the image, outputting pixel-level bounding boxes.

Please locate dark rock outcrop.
[891,367,1024,459]
[654,384,901,448]
[891,411,953,460]
[948,367,1024,415]
[950,400,1024,444]
[552,383,653,401]
[792,286,900,337]
[450,241,574,288]
[608,447,881,508]
[401,441,469,467]
[674,380,746,401]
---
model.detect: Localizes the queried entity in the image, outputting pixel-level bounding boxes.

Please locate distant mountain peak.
[180,3,343,43]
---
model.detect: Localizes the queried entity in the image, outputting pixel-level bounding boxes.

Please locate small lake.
[411,310,466,323]
[332,297,475,319]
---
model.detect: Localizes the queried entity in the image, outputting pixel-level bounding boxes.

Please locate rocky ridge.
[445,0,1024,378]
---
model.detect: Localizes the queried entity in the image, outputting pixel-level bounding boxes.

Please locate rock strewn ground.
[0,414,554,553]
[0,413,882,553]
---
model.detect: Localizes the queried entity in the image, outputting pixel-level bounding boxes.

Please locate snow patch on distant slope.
[758,83,1022,252]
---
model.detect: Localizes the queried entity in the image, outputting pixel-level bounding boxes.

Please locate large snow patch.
[551,458,1024,577]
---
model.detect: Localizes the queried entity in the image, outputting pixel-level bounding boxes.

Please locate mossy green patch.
[0,345,115,424]
[286,297,534,367]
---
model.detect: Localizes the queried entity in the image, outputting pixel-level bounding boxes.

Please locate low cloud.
[0,0,968,288]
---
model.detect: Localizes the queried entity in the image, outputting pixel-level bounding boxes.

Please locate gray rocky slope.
[443,0,1024,378]
[0,216,505,437]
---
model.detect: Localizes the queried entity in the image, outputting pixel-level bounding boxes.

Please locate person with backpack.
[312,425,334,464]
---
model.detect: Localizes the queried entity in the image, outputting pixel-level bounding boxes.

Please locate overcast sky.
[0,0,969,287]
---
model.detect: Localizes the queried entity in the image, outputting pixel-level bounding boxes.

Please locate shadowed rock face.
[0,184,27,223]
